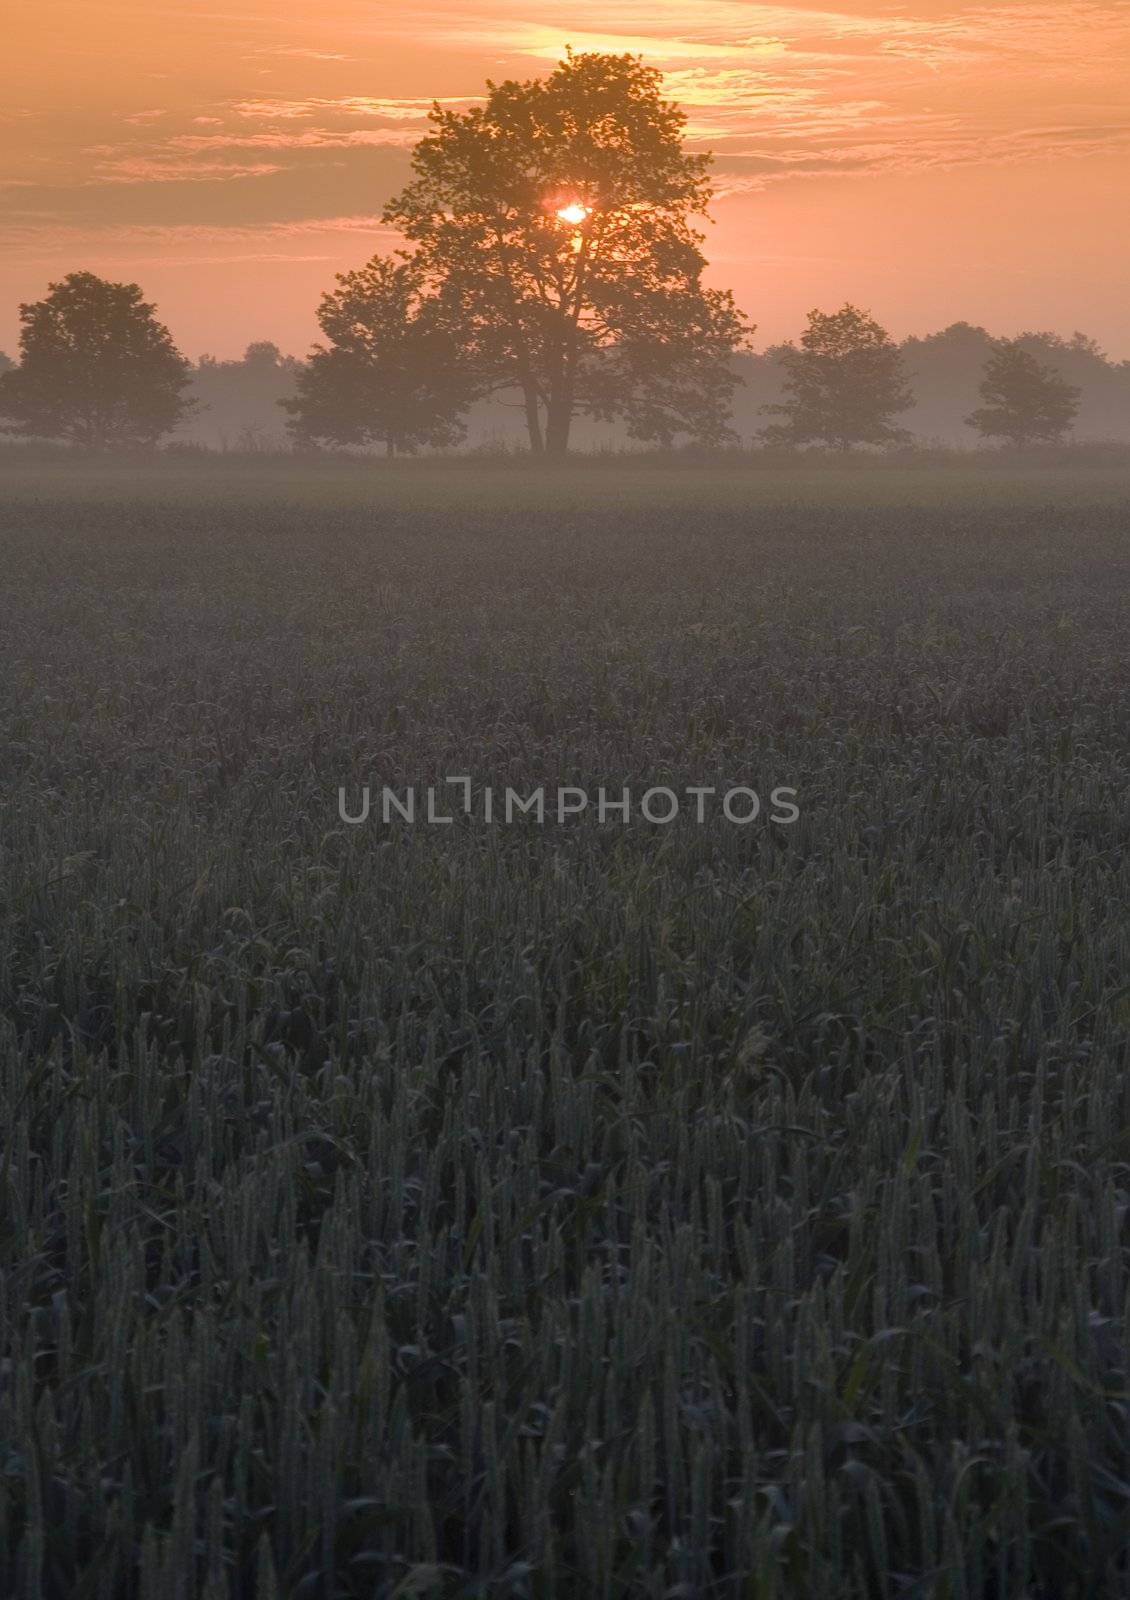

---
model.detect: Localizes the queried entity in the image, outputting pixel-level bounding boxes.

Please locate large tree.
[0,272,193,448]
[760,304,914,451]
[965,339,1080,447]
[283,254,473,456]
[383,49,750,455]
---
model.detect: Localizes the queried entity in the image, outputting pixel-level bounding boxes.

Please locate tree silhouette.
[0,272,193,448]
[283,255,472,456]
[760,304,913,451]
[383,49,750,456]
[965,339,1081,447]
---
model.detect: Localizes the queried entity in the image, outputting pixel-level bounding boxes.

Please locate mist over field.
[154,330,1130,456]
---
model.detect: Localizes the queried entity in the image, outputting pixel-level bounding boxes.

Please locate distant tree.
[0,351,13,376]
[197,342,299,379]
[242,340,291,370]
[190,342,303,450]
[760,304,913,451]
[384,48,750,455]
[966,339,1081,446]
[283,254,472,456]
[0,272,193,447]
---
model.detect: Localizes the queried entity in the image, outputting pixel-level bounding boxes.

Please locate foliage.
[760,304,914,451]
[384,49,751,454]
[0,272,194,448]
[966,338,1082,447]
[283,255,473,455]
[2,460,1130,1596]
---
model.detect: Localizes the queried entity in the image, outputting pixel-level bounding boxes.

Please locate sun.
[556,202,590,226]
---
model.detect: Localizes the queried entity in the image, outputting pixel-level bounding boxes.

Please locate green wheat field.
[2,455,1130,1598]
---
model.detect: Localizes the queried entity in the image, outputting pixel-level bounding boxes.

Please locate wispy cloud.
[230,96,476,121]
[169,129,419,152]
[246,47,354,62]
[8,2,1128,209]
[88,155,285,183]
[1,213,397,260]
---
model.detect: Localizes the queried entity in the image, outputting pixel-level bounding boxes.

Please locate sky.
[4,1,1129,360]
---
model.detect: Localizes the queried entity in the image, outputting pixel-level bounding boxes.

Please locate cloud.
[246,47,354,61]
[230,96,475,121]
[3,0,1128,242]
[169,129,420,151]
[89,156,286,183]
[0,214,398,265]
[710,117,1130,195]
[2,142,411,229]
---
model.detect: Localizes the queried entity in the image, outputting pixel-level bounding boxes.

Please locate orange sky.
[4,1,1129,360]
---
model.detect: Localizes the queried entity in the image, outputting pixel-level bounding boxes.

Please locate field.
[2,456,1130,1598]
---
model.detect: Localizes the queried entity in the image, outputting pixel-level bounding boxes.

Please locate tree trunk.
[544,366,575,457]
[523,383,544,454]
[544,404,572,457]
[544,308,581,457]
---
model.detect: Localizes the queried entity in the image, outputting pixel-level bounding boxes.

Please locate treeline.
[733,323,1130,451]
[0,49,1126,458]
[146,321,1128,454]
[0,273,1124,458]
[2,275,1124,458]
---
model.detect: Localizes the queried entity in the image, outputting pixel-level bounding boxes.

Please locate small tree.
[760,304,913,451]
[0,272,193,447]
[283,254,472,456]
[965,339,1080,446]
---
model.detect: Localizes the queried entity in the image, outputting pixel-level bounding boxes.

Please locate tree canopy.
[0,272,193,448]
[965,339,1081,447]
[383,49,750,455]
[760,304,914,451]
[282,254,472,455]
